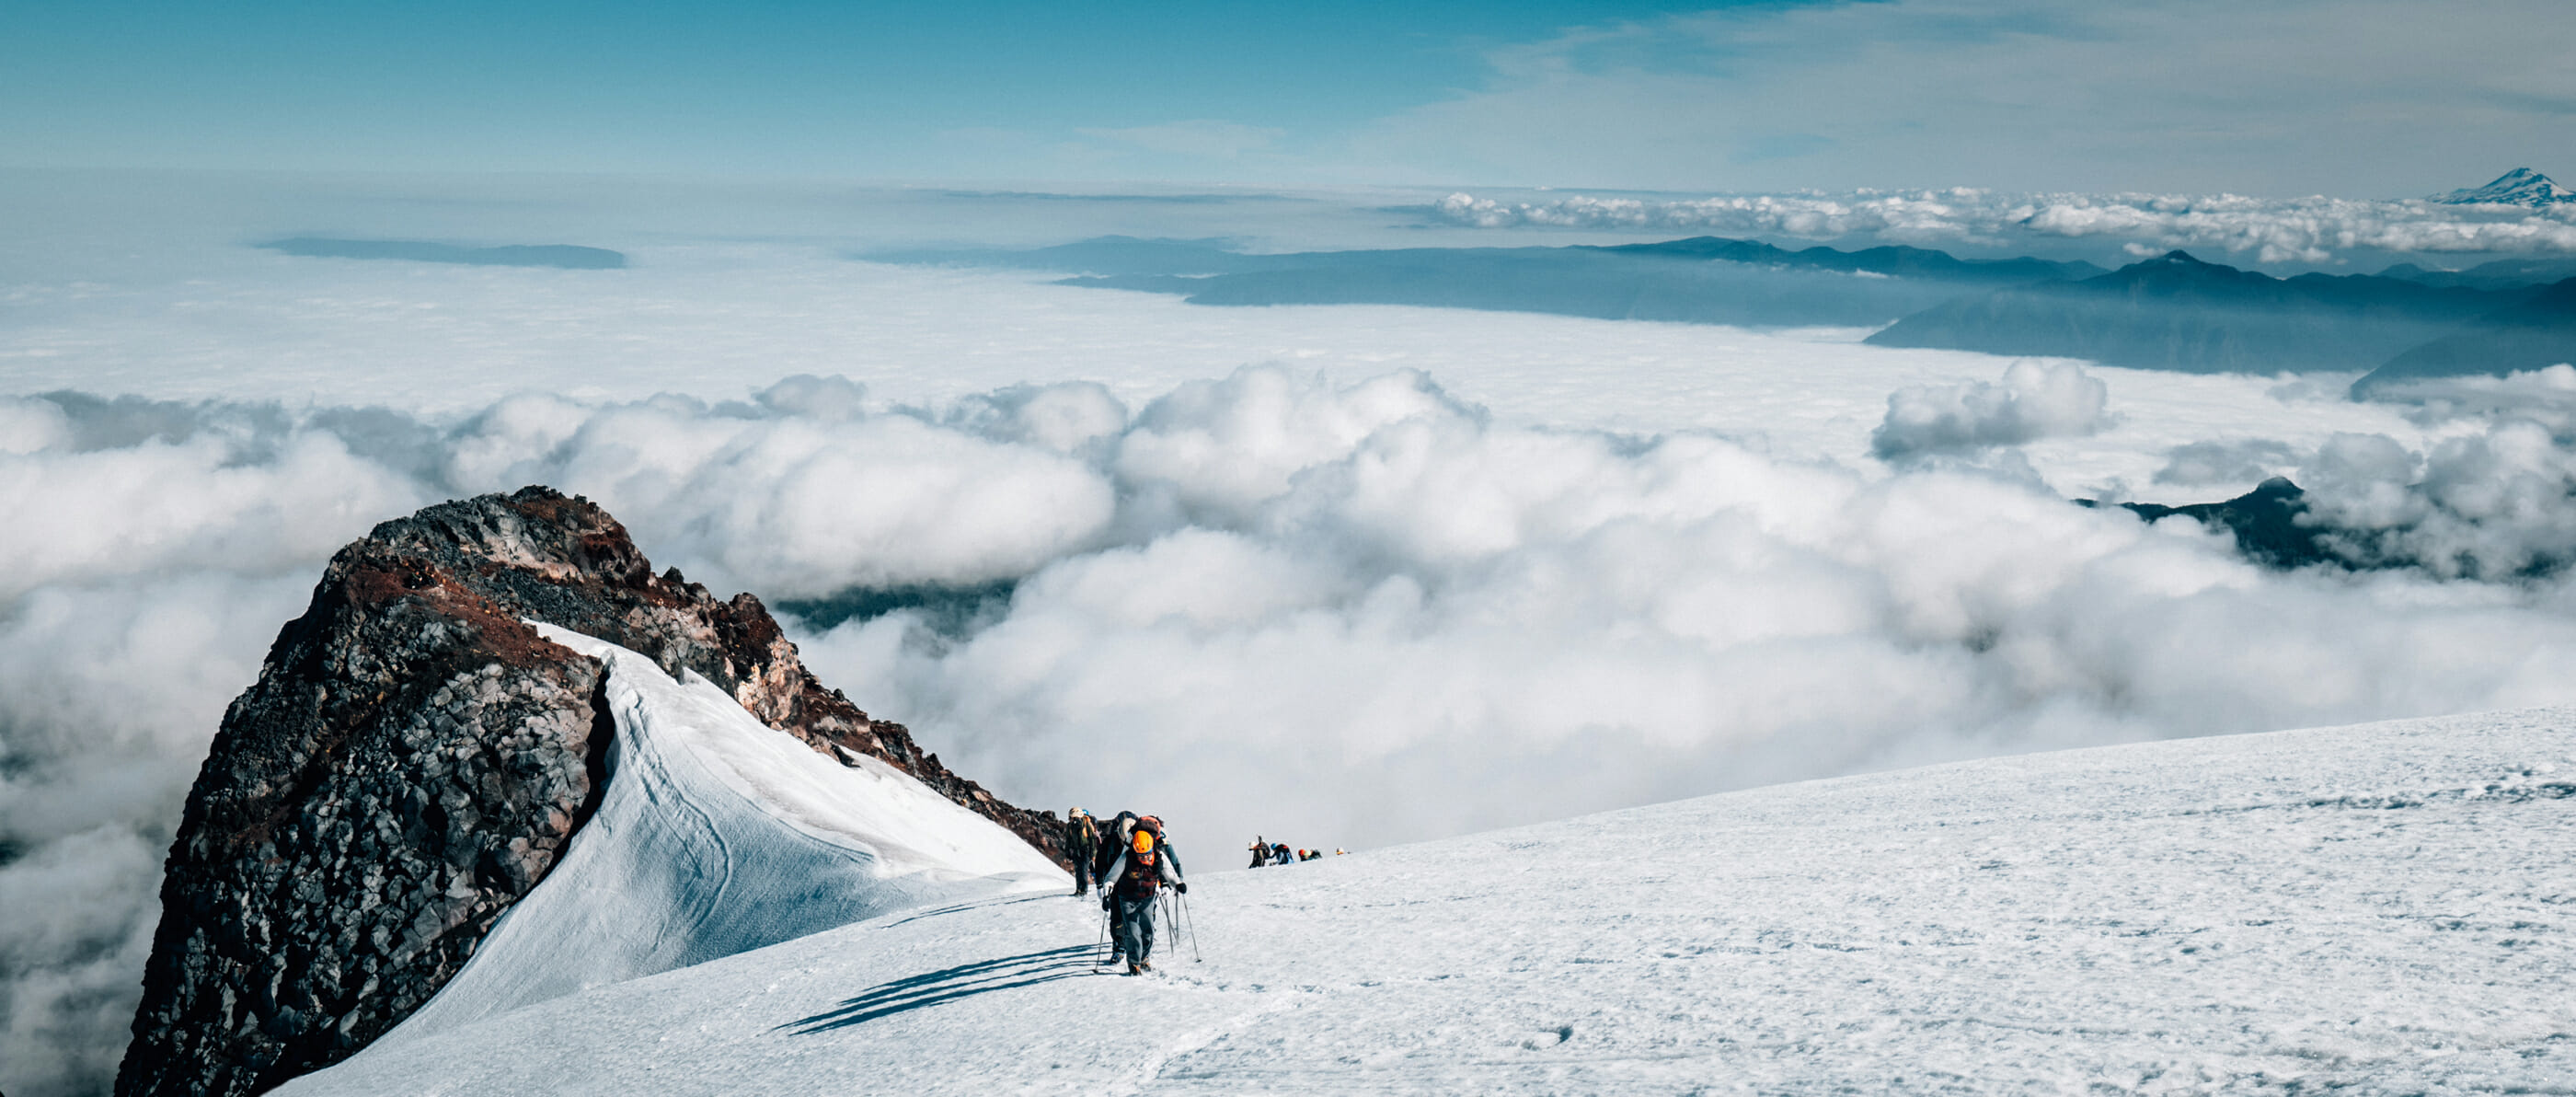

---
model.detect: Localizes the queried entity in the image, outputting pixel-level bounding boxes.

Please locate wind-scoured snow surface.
[288,707,2576,1094]
[385,627,1061,1044]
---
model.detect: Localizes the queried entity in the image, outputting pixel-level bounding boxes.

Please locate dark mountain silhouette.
[2088,478,2337,570]
[1866,250,2522,373]
[2375,256,2576,292]
[2352,276,2576,395]
[868,236,2102,329]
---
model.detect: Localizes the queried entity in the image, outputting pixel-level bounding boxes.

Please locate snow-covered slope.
[293,705,2574,1094]
[376,626,1063,1044]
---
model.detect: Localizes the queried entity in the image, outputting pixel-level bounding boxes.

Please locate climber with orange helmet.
[1099,814,1186,975]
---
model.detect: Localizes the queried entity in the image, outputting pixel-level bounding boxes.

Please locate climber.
[1097,812,1139,963]
[1248,837,1271,868]
[1099,814,1186,974]
[1064,808,1099,896]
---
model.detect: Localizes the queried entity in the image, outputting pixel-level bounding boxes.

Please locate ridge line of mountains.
[870,235,2576,397]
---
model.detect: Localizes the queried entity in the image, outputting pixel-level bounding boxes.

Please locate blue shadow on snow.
[777,944,1104,1034]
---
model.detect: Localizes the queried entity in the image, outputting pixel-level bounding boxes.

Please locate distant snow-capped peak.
[2430,167,2575,207]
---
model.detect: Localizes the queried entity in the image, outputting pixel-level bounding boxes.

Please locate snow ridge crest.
[114,487,1066,1097]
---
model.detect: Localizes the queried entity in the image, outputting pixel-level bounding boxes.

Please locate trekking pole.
[1179,891,1203,963]
[1096,905,1111,965]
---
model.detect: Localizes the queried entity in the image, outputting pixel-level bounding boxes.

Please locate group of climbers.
[1057,811,1351,976]
[1062,808,1186,975]
[1246,837,1342,866]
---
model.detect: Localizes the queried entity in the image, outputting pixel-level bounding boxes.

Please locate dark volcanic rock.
[118,487,1064,1097]
[2097,477,2340,570]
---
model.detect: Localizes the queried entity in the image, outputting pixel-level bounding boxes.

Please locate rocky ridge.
[116,487,1064,1097]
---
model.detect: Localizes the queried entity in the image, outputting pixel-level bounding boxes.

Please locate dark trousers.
[1072,855,1095,895]
[1114,893,1158,963]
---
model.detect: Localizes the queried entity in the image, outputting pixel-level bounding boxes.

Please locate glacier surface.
[289,689,2575,1093]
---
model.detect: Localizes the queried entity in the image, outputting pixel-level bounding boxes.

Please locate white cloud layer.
[11,367,2576,1094]
[1433,189,2576,265]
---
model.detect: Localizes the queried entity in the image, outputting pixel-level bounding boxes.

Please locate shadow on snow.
[777,944,1102,1035]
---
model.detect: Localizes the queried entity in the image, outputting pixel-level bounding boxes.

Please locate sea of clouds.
[11,359,2576,1092]
[1,171,2570,1095]
[1432,190,2576,266]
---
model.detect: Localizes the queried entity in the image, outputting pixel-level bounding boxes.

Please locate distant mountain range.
[1864,250,2524,375]
[868,236,2104,329]
[2355,276,2576,395]
[2375,255,2576,291]
[878,235,2576,395]
[1865,249,2576,393]
[2430,167,2575,207]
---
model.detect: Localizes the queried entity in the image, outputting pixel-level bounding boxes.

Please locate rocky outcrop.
[2084,477,2339,571]
[117,487,1064,1097]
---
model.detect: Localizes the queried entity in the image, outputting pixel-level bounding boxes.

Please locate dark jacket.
[1103,839,1184,898]
[1064,815,1098,859]
[1094,814,1138,880]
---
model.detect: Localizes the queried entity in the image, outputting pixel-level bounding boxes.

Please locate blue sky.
[4,0,2570,194]
[1,1,1757,173]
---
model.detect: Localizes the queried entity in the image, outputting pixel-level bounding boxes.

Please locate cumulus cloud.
[17,366,2576,1094]
[2296,420,2576,579]
[1871,360,2110,460]
[2154,438,2303,487]
[1432,190,2576,265]
[794,367,2576,860]
[2367,364,2576,433]
[0,572,315,1097]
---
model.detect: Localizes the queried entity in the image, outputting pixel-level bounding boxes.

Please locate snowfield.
[282,676,2576,1095]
